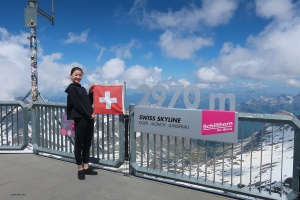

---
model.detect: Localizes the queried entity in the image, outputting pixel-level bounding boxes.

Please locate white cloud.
[239,82,269,90]
[178,79,191,87]
[135,0,238,30]
[0,28,86,100]
[255,0,294,20]
[286,79,300,87]
[86,58,162,89]
[195,66,229,83]
[129,0,238,59]
[95,43,106,62]
[123,64,152,80]
[195,1,300,85]
[110,40,140,59]
[38,53,84,93]
[124,65,162,88]
[101,58,125,79]
[200,0,238,27]
[63,29,90,44]
[159,30,213,59]
[0,29,30,100]
[195,83,211,89]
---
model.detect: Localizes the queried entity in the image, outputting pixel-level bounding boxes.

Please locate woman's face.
[70,70,82,84]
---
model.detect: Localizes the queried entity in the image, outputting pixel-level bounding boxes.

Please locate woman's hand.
[91,113,96,119]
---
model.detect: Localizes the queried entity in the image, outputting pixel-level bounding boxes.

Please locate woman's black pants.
[74,117,94,165]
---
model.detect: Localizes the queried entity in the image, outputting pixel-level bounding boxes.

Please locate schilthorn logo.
[203,122,233,130]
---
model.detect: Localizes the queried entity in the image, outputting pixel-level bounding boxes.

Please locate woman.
[65,67,98,180]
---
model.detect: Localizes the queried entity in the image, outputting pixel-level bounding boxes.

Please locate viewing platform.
[0,153,235,200]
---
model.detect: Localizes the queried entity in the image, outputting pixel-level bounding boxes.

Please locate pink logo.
[202,110,235,135]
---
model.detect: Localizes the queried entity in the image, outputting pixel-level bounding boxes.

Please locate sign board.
[24,7,37,27]
[134,106,238,143]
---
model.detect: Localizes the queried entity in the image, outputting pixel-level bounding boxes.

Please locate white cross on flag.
[93,85,124,114]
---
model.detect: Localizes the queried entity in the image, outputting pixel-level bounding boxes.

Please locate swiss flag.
[93,85,124,114]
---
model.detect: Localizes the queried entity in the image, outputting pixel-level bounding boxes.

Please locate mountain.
[236,93,300,115]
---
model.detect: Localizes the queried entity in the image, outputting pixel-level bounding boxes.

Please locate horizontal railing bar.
[0,101,27,108]
[238,112,300,129]
[31,102,66,108]
[0,144,28,150]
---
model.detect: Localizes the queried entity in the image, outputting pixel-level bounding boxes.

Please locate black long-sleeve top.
[65,83,93,120]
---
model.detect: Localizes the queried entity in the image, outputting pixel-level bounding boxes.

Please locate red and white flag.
[93,85,124,114]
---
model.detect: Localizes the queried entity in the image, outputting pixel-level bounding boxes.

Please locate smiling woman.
[65,66,98,180]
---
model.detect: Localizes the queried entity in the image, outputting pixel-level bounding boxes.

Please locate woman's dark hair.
[70,67,83,75]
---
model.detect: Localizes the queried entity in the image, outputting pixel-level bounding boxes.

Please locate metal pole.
[25,0,54,102]
[27,0,38,102]
[30,26,38,102]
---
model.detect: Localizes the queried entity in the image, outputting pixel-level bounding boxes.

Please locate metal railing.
[30,102,125,168]
[129,104,300,200]
[1,101,300,199]
[0,101,28,150]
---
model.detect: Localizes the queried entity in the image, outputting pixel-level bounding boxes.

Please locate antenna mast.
[24,0,54,102]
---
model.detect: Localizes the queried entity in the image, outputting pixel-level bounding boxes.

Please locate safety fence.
[0,101,28,150]
[0,101,300,199]
[128,105,300,200]
[30,102,125,168]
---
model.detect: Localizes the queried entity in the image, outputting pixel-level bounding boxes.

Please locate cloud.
[95,43,106,62]
[129,0,238,59]
[96,47,105,62]
[63,29,90,44]
[0,29,29,100]
[123,65,162,88]
[86,58,162,89]
[195,66,229,83]
[286,79,300,87]
[178,79,191,87]
[194,1,300,86]
[0,28,85,100]
[239,82,269,90]
[100,58,125,79]
[159,30,213,59]
[200,0,238,27]
[132,0,238,30]
[255,0,294,20]
[144,51,153,59]
[38,53,84,93]
[110,39,140,59]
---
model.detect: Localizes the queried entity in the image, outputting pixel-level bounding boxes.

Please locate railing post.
[23,105,29,148]
[129,104,136,175]
[30,104,38,155]
[124,115,129,161]
[293,127,300,198]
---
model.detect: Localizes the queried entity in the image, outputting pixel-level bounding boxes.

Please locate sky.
[1,0,300,100]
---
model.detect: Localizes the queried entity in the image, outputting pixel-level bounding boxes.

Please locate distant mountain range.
[16,90,300,115]
[236,93,300,115]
